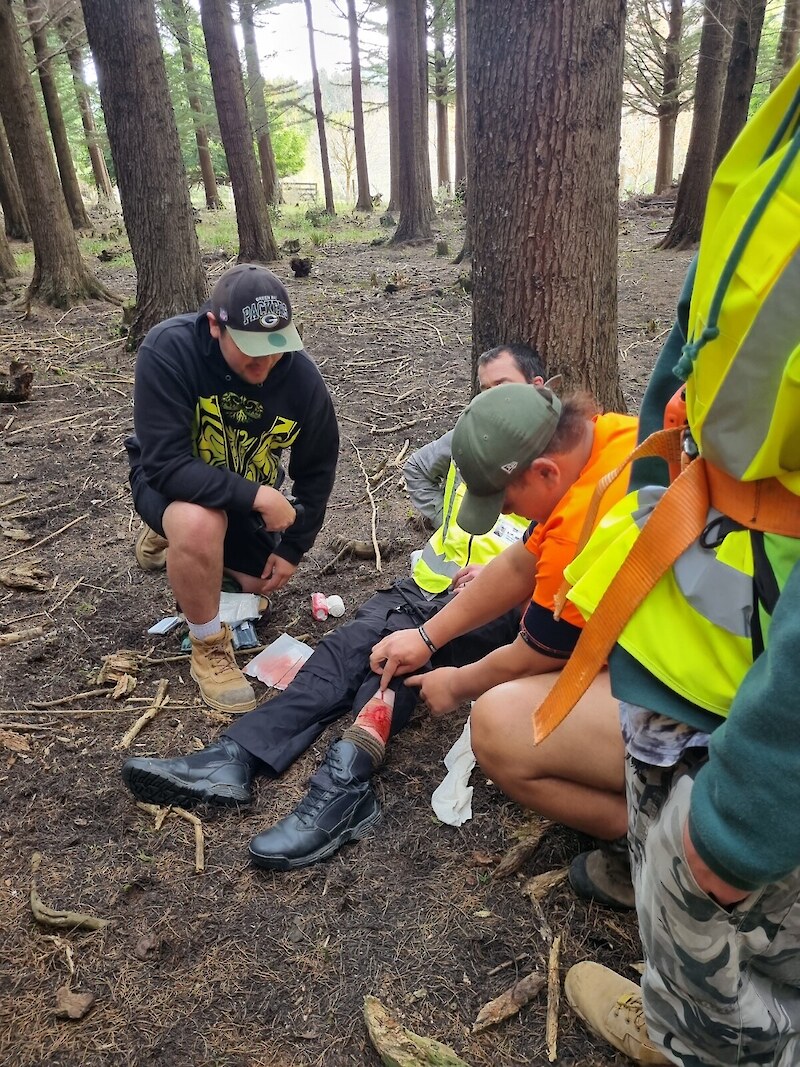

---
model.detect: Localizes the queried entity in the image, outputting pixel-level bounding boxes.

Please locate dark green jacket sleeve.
[688,560,800,890]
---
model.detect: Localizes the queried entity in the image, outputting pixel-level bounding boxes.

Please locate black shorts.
[129,466,280,579]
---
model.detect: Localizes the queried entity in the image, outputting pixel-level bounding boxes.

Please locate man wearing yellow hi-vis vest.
[548,63,800,1066]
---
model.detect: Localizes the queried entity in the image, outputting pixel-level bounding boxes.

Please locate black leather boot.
[121,735,259,807]
[249,739,381,870]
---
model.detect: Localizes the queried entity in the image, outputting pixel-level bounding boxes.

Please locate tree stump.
[0,359,33,402]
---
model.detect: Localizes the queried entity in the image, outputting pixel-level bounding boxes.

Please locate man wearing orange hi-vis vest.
[531,63,800,1066]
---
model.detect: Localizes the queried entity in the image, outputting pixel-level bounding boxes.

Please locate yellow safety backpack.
[533,60,800,743]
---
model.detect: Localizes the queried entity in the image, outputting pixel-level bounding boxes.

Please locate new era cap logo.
[500,461,518,474]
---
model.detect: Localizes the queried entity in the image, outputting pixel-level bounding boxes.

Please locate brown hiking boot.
[135,525,169,571]
[569,838,635,909]
[190,625,257,712]
[565,962,671,1065]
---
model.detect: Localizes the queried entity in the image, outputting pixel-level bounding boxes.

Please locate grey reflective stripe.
[673,515,752,637]
[439,464,462,539]
[702,248,800,477]
[631,486,666,528]
[419,541,460,578]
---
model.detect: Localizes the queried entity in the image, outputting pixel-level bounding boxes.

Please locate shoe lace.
[205,639,238,678]
[616,992,646,1029]
[293,778,335,826]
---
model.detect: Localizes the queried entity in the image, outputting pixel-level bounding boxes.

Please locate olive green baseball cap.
[452,383,562,534]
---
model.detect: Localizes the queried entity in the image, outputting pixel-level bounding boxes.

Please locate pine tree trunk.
[199,0,278,259]
[0,121,31,241]
[415,0,435,222]
[0,0,111,307]
[0,221,17,279]
[771,0,800,91]
[81,0,205,339]
[434,26,451,193]
[653,0,683,194]
[24,0,90,229]
[658,0,733,251]
[713,0,767,170]
[454,0,467,191]
[391,0,434,244]
[347,0,373,211]
[468,0,626,411]
[386,0,400,212]
[169,0,223,211]
[304,0,336,215]
[240,0,280,207]
[61,35,114,201]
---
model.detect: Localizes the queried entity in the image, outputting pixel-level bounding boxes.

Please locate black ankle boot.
[121,735,259,807]
[249,739,381,870]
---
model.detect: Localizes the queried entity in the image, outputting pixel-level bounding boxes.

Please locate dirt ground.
[0,202,693,1067]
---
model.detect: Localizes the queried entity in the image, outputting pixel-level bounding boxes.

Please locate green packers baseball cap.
[452,383,562,535]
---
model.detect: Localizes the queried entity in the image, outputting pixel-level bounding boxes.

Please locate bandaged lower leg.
[342,688,395,769]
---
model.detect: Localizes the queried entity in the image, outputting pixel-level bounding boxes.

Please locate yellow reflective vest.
[412,461,528,594]
[564,487,800,715]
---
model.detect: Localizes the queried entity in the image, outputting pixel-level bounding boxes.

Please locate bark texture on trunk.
[653,0,683,194]
[347,0,373,211]
[771,0,800,91]
[434,26,451,193]
[454,0,467,191]
[304,0,336,215]
[0,0,109,307]
[658,0,733,250]
[386,0,400,212]
[24,0,90,229]
[81,0,205,337]
[0,121,31,241]
[391,0,434,244]
[200,0,278,259]
[713,0,767,170]
[169,0,223,210]
[240,0,279,207]
[468,0,626,410]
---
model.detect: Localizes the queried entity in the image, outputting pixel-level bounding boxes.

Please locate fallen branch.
[472,970,546,1033]
[493,819,551,879]
[116,679,169,749]
[363,995,472,1066]
[50,577,84,613]
[30,853,111,931]
[522,867,569,905]
[30,688,116,709]
[350,438,382,573]
[0,625,45,648]
[546,935,562,1062]
[136,802,206,873]
[0,512,90,565]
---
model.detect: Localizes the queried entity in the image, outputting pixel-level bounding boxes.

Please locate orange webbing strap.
[533,456,711,744]
[553,427,684,620]
[706,464,800,536]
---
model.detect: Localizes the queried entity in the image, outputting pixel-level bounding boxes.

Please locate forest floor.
[0,199,693,1067]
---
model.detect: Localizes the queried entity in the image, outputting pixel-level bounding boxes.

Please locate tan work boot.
[565,962,671,1065]
[569,838,635,909]
[135,525,169,571]
[190,625,257,712]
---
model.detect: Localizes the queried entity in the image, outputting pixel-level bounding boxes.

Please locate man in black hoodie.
[126,264,338,713]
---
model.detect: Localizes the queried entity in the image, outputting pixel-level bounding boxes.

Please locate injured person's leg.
[248,689,395,870]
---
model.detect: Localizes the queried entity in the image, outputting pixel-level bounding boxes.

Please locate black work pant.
[226,577,520,775]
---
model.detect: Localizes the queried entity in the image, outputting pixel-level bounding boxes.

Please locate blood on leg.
[353,688,395,745]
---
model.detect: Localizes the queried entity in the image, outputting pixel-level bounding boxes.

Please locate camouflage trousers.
[627,751,800,1066]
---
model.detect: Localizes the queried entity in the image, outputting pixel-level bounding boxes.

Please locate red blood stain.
[355,699,393,743]
[249,652,305,689]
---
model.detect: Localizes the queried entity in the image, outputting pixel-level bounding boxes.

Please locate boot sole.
[122,764,252,808]
[190,668,257,713]
[249,806,382,871]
